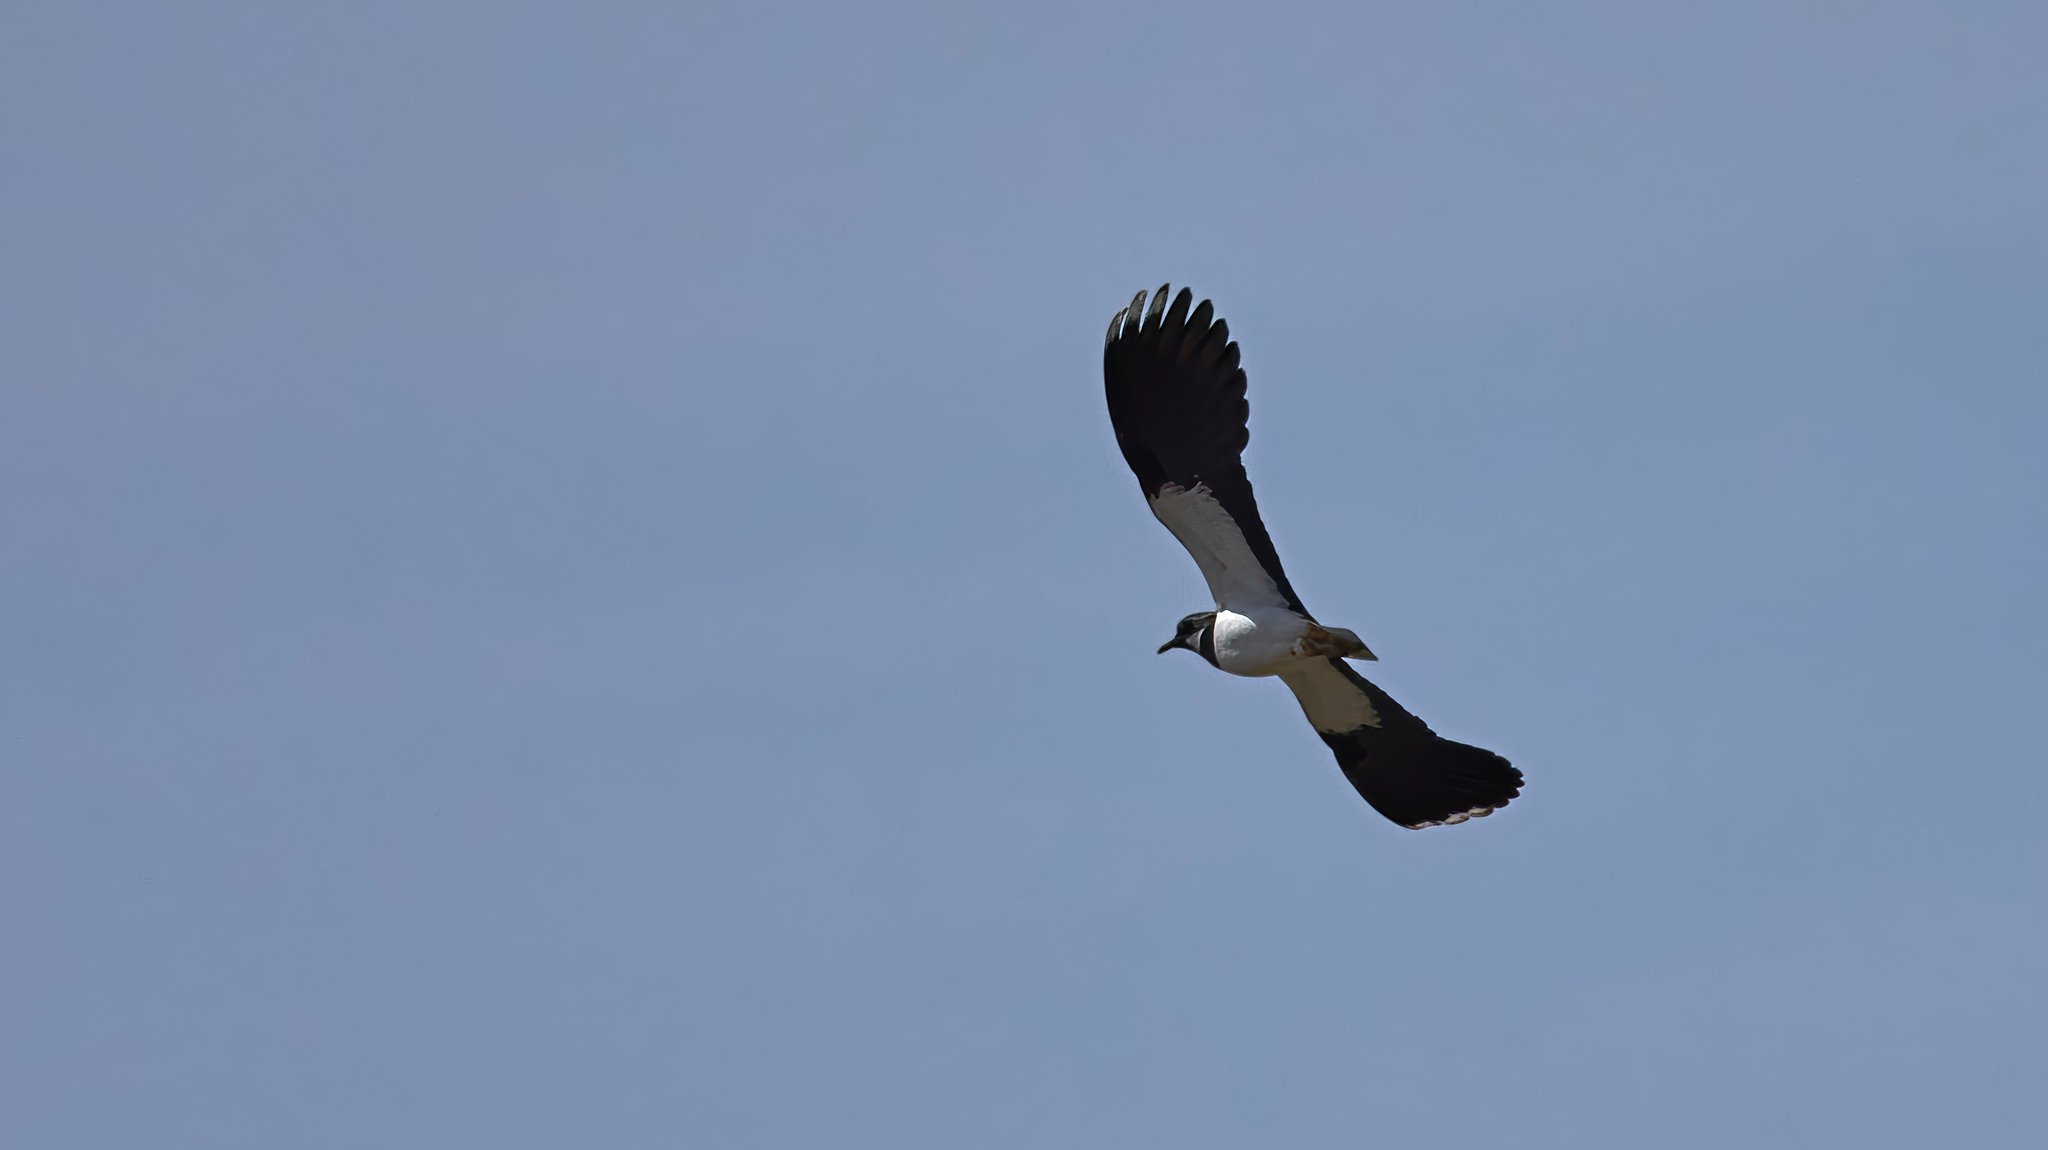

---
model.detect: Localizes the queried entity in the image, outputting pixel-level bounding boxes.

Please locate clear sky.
[6,3,2046,1147]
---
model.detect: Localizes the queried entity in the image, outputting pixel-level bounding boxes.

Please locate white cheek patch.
[1278,661,1381,733]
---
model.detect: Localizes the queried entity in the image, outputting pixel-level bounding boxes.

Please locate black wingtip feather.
[1144,283,1170,331]
[1163,286,1193,340]
[1326,728,1523,830]
[1121,292,1146,338]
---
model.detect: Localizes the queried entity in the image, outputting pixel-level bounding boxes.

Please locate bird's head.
[1157,611,1219,656]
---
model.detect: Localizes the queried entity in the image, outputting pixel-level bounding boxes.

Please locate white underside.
[1211,608,1311,677]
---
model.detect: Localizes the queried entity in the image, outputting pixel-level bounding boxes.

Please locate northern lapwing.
[1105,285,1522,829]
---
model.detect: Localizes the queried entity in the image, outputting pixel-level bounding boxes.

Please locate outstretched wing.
[1104,285,1307,616]
[1277,658,1522,829]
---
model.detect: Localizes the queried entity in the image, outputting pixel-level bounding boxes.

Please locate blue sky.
[5,2,2046,1146]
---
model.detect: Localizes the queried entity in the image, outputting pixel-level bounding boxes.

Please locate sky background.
[6,2,2047,1146]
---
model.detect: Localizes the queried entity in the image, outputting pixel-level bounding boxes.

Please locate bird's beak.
[1156,637,1181,655]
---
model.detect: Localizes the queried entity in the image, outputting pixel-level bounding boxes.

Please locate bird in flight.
[1104,285,1522,829]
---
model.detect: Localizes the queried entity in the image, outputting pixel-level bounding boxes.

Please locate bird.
[1104,284,1522,830]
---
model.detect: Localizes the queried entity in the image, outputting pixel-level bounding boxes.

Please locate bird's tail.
[1324,626,1376,661]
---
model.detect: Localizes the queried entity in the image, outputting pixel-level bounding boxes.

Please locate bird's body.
[1104,284,1523,830]
[1210,609,1303,676]
[1169,604,1369,677]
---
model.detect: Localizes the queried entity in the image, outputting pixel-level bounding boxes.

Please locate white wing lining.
[1147,481,1293,614]
[1277,659,1381,733]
